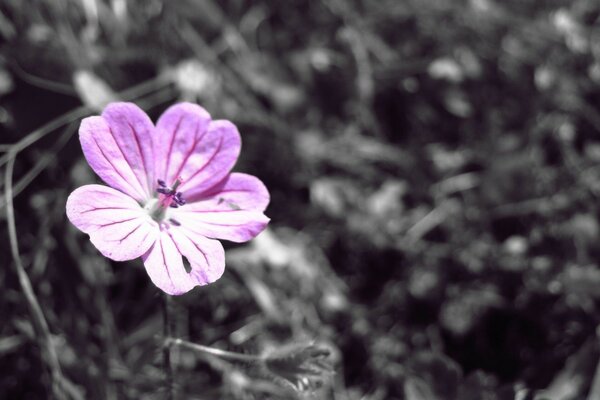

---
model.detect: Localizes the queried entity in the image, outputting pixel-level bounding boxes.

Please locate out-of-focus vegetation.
[2,0,600,399]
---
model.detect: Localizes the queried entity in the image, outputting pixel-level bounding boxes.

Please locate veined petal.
[170,228,225,286]
[154,103,212,185]
[100,102,156,198]
[66,185,158,261]
[79,116,148,201]
[172,207,270,243]
[161,117,241,200]
[140,230,192,295]
[187,173,270,212]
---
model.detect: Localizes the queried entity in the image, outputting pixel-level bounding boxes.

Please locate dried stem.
[0,123,76,209]
[165,337,258,363]
[588,343,600,400]
[5,152,66,400]
[0,71,173,399]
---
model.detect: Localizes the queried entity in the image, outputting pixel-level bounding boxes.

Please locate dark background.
[2,0,600,399]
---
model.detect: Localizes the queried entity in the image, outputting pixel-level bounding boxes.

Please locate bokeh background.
[2,0,600,399]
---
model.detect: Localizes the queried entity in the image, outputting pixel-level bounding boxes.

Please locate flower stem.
[5,152,67,400]
[163,295,175,400]
[165,337,259,364]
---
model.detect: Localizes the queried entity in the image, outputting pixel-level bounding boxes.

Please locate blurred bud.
[455,47,482,79]
[557,120,576,142]
[503,235,528,256]
[310,177,360,218]
[0,68,14,97]
[408,268,441,300]
[561,264,600,300]
[569,213,599,241]
[552,9,588,53]
[262,343,333,394]
[428,58,463,83]
[111,0,128,23]
[443,88,472,118]
[73,70,117,112]
[310,48,333,72]
[440,288,502,336]
[534,66,556,91]
[401,77,419,93]
[427,144,468,172]
[26,24,54,44]
[588,63,600,84]
[584,144,600,162]
[366,180,406,218]
[469,0,494,13]
[553,9,578,34]
[251,228,291,268]
[172,59,219,101]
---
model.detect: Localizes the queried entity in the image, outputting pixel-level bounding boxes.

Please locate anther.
[154,178,187,213]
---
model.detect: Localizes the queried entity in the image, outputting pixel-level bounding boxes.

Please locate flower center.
[148,178,186,222]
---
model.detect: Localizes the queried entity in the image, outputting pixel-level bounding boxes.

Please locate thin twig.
[0,107,88,169]
[0,123,76,209]
[165,337,258,363]
[9,60,78,96]
[0,71,171,171]
[588,349,600,400]
[5,152,66,400]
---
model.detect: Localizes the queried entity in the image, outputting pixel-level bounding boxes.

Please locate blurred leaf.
[73,70,117,111]
[535,339,598,400]
[404,377,437,400]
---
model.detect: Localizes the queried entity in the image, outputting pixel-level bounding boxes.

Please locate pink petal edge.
[142,229,225,295]
[172,119,241,200]
[102,102,156,197]
[186,172,270,212]
[172,208,270,243]
[79,116,149,201]
[66,184,158,261]
[154,102,212,186]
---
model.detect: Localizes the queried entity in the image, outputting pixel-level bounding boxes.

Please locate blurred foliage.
[3,0,600,399]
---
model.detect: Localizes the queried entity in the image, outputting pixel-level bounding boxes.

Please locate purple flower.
[66,103,270,295]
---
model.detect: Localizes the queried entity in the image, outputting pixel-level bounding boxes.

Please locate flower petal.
[187,173,270,212]
[154,102,212,186]
[66,184,158,261]
[170,228,225,286]
[141,230,188,295]
[79,116,148,201]
[161,117,241,200]
[171,207,269,243]
[100,102,155,198]
[142,228,224,295]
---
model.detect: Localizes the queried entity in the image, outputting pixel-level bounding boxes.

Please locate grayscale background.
[1,1,600,399]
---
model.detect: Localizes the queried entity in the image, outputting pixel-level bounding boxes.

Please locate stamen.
[169,218,181,226]
[171,178,183,191]
[152,178,187,217]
